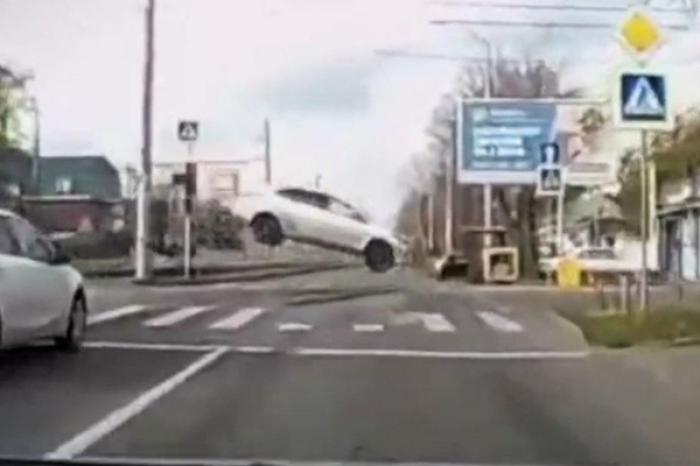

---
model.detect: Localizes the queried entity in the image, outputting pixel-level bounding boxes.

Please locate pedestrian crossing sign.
[178,120,199,141]
[614,70,672,130]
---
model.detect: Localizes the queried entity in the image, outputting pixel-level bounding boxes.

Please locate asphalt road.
[2,267,700,465]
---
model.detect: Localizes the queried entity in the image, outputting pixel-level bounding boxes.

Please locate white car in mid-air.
[0,209,87,351]
[235,187,401,272]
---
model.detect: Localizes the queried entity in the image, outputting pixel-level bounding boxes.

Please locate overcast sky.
[1,0,698,226]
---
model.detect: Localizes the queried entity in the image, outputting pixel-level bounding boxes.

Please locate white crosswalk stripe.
[87,305,148,326]
[420,313,456,333]
[390,311,456,333]
[476,310,523,333]
[209,307,266,331]
[144,305,216,328]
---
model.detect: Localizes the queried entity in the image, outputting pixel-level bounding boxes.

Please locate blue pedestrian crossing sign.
[614,70,672,130]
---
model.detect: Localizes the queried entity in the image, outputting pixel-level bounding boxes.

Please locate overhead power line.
[429,0,689,14]
[374,49,610,64]
[375,49,489,62]
[430,18,691,30]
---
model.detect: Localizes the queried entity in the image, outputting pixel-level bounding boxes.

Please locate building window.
[55,177,73,194]
[212,172,239,195]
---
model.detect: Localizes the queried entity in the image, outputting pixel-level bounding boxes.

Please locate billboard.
[458,102,557,184]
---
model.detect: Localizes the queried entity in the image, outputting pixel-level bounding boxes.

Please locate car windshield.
[4,2,700,465]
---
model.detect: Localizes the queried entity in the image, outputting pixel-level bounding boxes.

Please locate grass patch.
[563,308,700,348]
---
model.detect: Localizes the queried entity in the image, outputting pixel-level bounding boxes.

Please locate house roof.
[39,155,117,172]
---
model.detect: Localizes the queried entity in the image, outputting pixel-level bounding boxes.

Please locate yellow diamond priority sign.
[619,9,664,59]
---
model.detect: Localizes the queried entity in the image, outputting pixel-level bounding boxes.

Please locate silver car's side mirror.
[50,243,72,265]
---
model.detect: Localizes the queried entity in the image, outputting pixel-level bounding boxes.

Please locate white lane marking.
[353,324,385,333]
[45,347,228,459]
[79,341,588,360]
[209,307,265,331]
[476,310,524,333]
[84,341,218,352]
[277,322,312,332]
[291,347,588,360]
[391,312,455,333]
[143,305,216,328]
[87,305,147,326]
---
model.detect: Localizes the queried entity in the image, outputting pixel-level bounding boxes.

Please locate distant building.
[36,155,121,199]
[23,155,123,235]
[658,174,700,281]
[153,158,267,214]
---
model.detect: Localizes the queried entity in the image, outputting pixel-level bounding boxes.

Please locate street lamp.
[464,30,493,99]
[463,30,495,246]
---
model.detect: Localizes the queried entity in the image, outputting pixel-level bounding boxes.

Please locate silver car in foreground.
[0,209,87,351]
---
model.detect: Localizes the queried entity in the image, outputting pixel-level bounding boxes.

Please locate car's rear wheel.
[251,214,284,246]
[55,295,87,352]
[364,240,395,273]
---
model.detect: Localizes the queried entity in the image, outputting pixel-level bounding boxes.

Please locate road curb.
[131,263,359,287]
[82,261,349,279]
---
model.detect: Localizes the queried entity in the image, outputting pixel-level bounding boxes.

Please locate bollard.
[676,277,684,302]
[619,274,631,315]
[596,278,608,311]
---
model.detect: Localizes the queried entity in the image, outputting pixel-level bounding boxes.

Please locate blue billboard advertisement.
[458,102,557,184]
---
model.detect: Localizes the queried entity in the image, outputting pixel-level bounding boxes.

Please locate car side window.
[0,217,21,256]
[328,199,365,222]
[276,189,302,201]
[9,218,54,263]
[278,189,329,210]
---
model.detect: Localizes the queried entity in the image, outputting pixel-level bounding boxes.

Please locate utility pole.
[445,119,455,255]
[640,130,650,312]
[136,0,155,280]
[264,118,271,185]
[477,34,494,247]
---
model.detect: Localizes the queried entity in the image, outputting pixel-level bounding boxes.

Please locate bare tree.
[0,66,24,149]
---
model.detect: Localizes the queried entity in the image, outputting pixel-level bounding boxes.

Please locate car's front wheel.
[364,240,395,273]
[251,214,284,246]
[55,295,87,352]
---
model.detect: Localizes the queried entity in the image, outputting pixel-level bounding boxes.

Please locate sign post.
[613,7,672,313]
[536,142,565,254]
[178,120,199,278]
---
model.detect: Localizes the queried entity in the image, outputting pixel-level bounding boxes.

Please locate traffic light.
[539,142,560,166]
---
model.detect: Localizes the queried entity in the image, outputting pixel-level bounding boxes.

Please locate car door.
[275,189,331,241]
[7,217,70,336]
[325,198,368,251]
